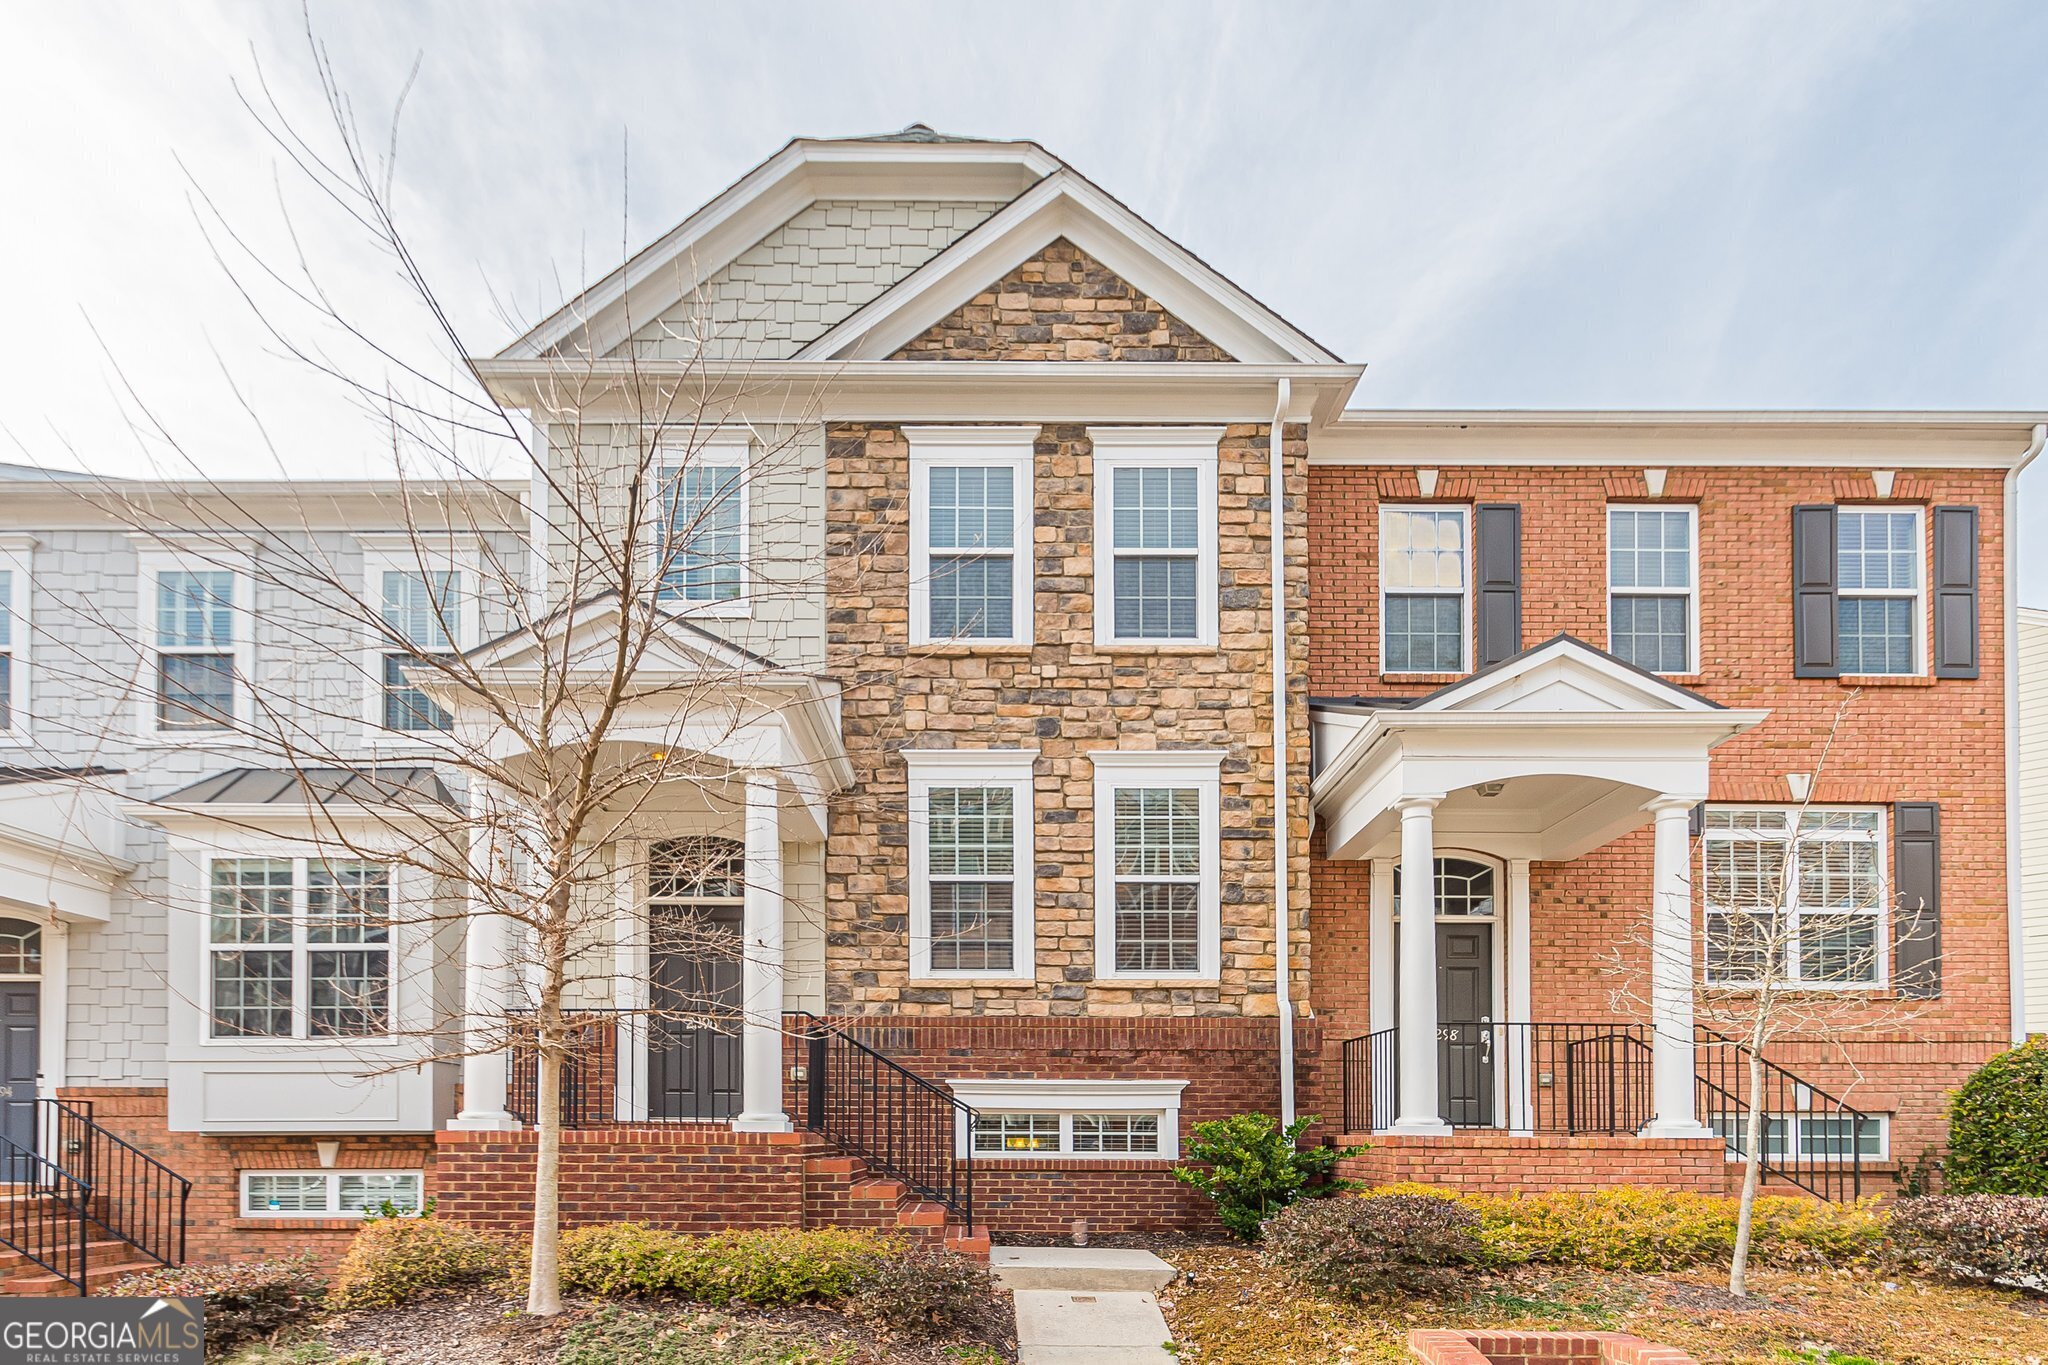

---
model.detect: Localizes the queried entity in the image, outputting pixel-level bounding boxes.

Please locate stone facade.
[822,421,1310,1016]
[889,238,1234,361]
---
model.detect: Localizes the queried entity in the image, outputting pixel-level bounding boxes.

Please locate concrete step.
[991,1246,1176,1293]
[1013,1288,1176,1363]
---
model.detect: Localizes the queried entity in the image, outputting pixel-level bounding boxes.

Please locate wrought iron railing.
[506,1008,739,1127]
[42,1097,191,1270]
[795,1016,975,1227]
[1693,1030,1868,1202]
[1340,1028,1397,1133]
[0,1132,91,1294]
[1339,1022,1655,1135]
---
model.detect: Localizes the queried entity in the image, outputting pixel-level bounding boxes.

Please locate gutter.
[1271,379,1296,1125]
[2008,423,2046,1043]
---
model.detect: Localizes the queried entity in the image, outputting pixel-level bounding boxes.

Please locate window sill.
[1379,672,1465,686]
[908,976,1037,987]
[233,1216,367,1231]
[1092,977,1221,989]
[1094,642,1218,655]
[909,643,1036,657]
[1837,674,1937,688]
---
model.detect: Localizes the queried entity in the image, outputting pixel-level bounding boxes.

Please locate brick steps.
[0,1255,161,1297]
[801,1152,987,1260]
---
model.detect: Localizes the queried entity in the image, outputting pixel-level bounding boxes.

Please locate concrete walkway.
[991,1246,1178,1364]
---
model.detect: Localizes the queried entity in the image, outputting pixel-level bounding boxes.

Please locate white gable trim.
[498,140,1056,363]
[792,169,1338,366]
[1407,636,1723,716]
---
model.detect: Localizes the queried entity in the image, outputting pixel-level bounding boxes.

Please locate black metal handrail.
[796,1017,975,1227]
[0,1132,90,1294]
[1693,1030,1868,1202]
[1338,1022,1655,1135]
[42,1098,191,1268]
[506,1007,739,1127]
[1340,1028,1397,1133]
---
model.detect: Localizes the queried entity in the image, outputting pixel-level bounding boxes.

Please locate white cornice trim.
[902,747,1039,773]
[903,425,1042,448]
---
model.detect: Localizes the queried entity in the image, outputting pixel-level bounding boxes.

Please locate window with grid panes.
[1837,509,1921,675]
[658,460,745,603]
[927,466,1017,640]
[1108,465,1200,639]
[379,570,457,732]
[1702,808,1886,986]
[1111,787,1202,973]
[926,786,1016,972]
[972,1113,1060,1153]
[156,569,236,730]
[1381,507,1467,672]
[1073,1113,1161,1154]
[242,1170,423,1217]
[0,568,13,733]
[209,858,394,1038]
[1608,507,1695,673]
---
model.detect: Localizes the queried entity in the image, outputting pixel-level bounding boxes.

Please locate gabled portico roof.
[1311,636,1767,862]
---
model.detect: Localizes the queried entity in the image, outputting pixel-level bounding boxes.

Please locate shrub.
[558,1224,893,1306]
[1260,1193,1487,1299]
[327,1216,512,1309]
[849,1249,996,1338]
[1946,1038,2048,1195]
[109,1255,323,1356]
[1173,1113,1362,1241]
[1888,1194,2048,1289]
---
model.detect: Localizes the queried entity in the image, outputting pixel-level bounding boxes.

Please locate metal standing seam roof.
[159,767,453,806]
[0,764,124,786]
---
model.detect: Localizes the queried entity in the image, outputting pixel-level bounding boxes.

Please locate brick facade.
[1339,1133,1733,1197]
[1408,1329,1701,1365]
[889,238,1233,361]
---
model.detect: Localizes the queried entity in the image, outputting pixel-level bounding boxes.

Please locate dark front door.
[648,905,743,1121]
[0,984,37,1177]
[1436,923,1495,1127]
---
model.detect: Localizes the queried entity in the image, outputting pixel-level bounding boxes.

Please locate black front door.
[0,984,37,1177]
[1436,923,1494,1127]
[648,905,743,1120]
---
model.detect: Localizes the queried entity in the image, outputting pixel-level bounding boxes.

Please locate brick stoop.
[0,1195,161,1297]
[801,1153,990,1259]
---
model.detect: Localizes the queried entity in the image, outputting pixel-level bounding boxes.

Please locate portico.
[1311,635,1767,1139]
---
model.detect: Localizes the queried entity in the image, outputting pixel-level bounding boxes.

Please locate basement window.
[241,1170,423,1217]
[949,1079,1187,1160]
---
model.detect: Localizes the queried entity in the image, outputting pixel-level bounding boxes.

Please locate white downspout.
[1271,379,1296,1123]
[2006,423,2044,1044]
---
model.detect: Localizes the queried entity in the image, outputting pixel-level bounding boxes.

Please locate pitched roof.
[160,767,452,807]
[0,764,123,785]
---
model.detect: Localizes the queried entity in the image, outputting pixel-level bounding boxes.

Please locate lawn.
[1158,1246,2048,1365]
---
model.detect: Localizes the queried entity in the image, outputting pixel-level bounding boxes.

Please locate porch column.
[733,773,790,1132]
[1391,795,1451,1135]
[450,804,520,1131]
[1642,796,1714,1138]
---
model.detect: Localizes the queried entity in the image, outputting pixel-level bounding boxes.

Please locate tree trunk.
[526,1035,564,1315]
[1728,1047,1768,1297]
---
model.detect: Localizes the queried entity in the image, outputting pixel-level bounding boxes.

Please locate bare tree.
[1606,691,1935,1296]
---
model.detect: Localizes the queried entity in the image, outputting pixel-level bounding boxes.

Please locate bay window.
[209,856,392,1039]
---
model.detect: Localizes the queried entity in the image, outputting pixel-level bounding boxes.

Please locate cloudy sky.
[4,2,2046,596]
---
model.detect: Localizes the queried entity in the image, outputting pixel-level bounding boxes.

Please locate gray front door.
[1436,923,1494,1127]
[0,984,37,1176]
[648,905,743,1121]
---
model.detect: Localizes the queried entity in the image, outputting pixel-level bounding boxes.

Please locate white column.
[450,802,520,1131]
[1506,858,1534,1134]
[733,773,790,1132]
[1641,796,1713,1138]
[1391,796,1451,1135]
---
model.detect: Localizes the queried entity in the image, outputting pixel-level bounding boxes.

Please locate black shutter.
[1893,802,1941,999]
[1792,505,1840,678]
[1932,506,1980,680]
[1474,504,1522,669]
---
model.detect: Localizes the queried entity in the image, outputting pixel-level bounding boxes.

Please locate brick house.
[0,127,2037,1286]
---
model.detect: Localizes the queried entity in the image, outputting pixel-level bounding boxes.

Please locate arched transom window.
[649,837,745,903]
[0,918,41,977]
[1394,857,1498,918]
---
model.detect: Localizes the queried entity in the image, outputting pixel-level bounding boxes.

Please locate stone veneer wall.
[890,238,1233,361]
[822,422,1311,1017]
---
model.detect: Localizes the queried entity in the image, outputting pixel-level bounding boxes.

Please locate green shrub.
[558,1224,892,1306]
[110,1255,323,1356]
[1173,1113,1361,1241]
[1888,1194,2048,1289]
[1946,1038,2048,1195]
[1260,1193,1486,1298]
[327,1216,512,1309]
[849,1249,996,1338]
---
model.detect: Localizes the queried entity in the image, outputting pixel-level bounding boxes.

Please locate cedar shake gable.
[889,238,1235,362]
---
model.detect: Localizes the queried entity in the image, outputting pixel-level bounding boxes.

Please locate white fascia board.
[497,140,1056,362]
[946,1077,1188,1109]
[795,170,1337,365]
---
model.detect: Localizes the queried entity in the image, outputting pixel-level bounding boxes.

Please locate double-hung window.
[1702,808,1887,987]
[153,567,238,732]
[1092,751,1222,980]
[209,856,392,1039]
[379,570,457,733]
[655,435,749,610]
[908,428,1035,645]
[906,749,1035,981]
[0,544,24,739]
[1608,505,1697,673]
[1381,506,1468,673]
[241,1169,423,1218]
[1091,428,1221,647]
[1837,508,1922,675]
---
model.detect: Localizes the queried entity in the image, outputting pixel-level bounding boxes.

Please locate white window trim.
[1379,503,1472,676]
[136,545,257,743]
[946,1079,1187,1160]
[359,537,481,745]
[650,429,754,619]
[1836,504,1927,677]
[1090,750,1224,982]
[1089,427,1223,648]
[0,536,34,745]
[905,748,1036,983]
[1711,1112,1889,1164]
[202,853,398,1045]
[1701,805,1891,991]
[907,426,1036,647]
[1605,503,1700,675]
[238,1168,424,1218]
